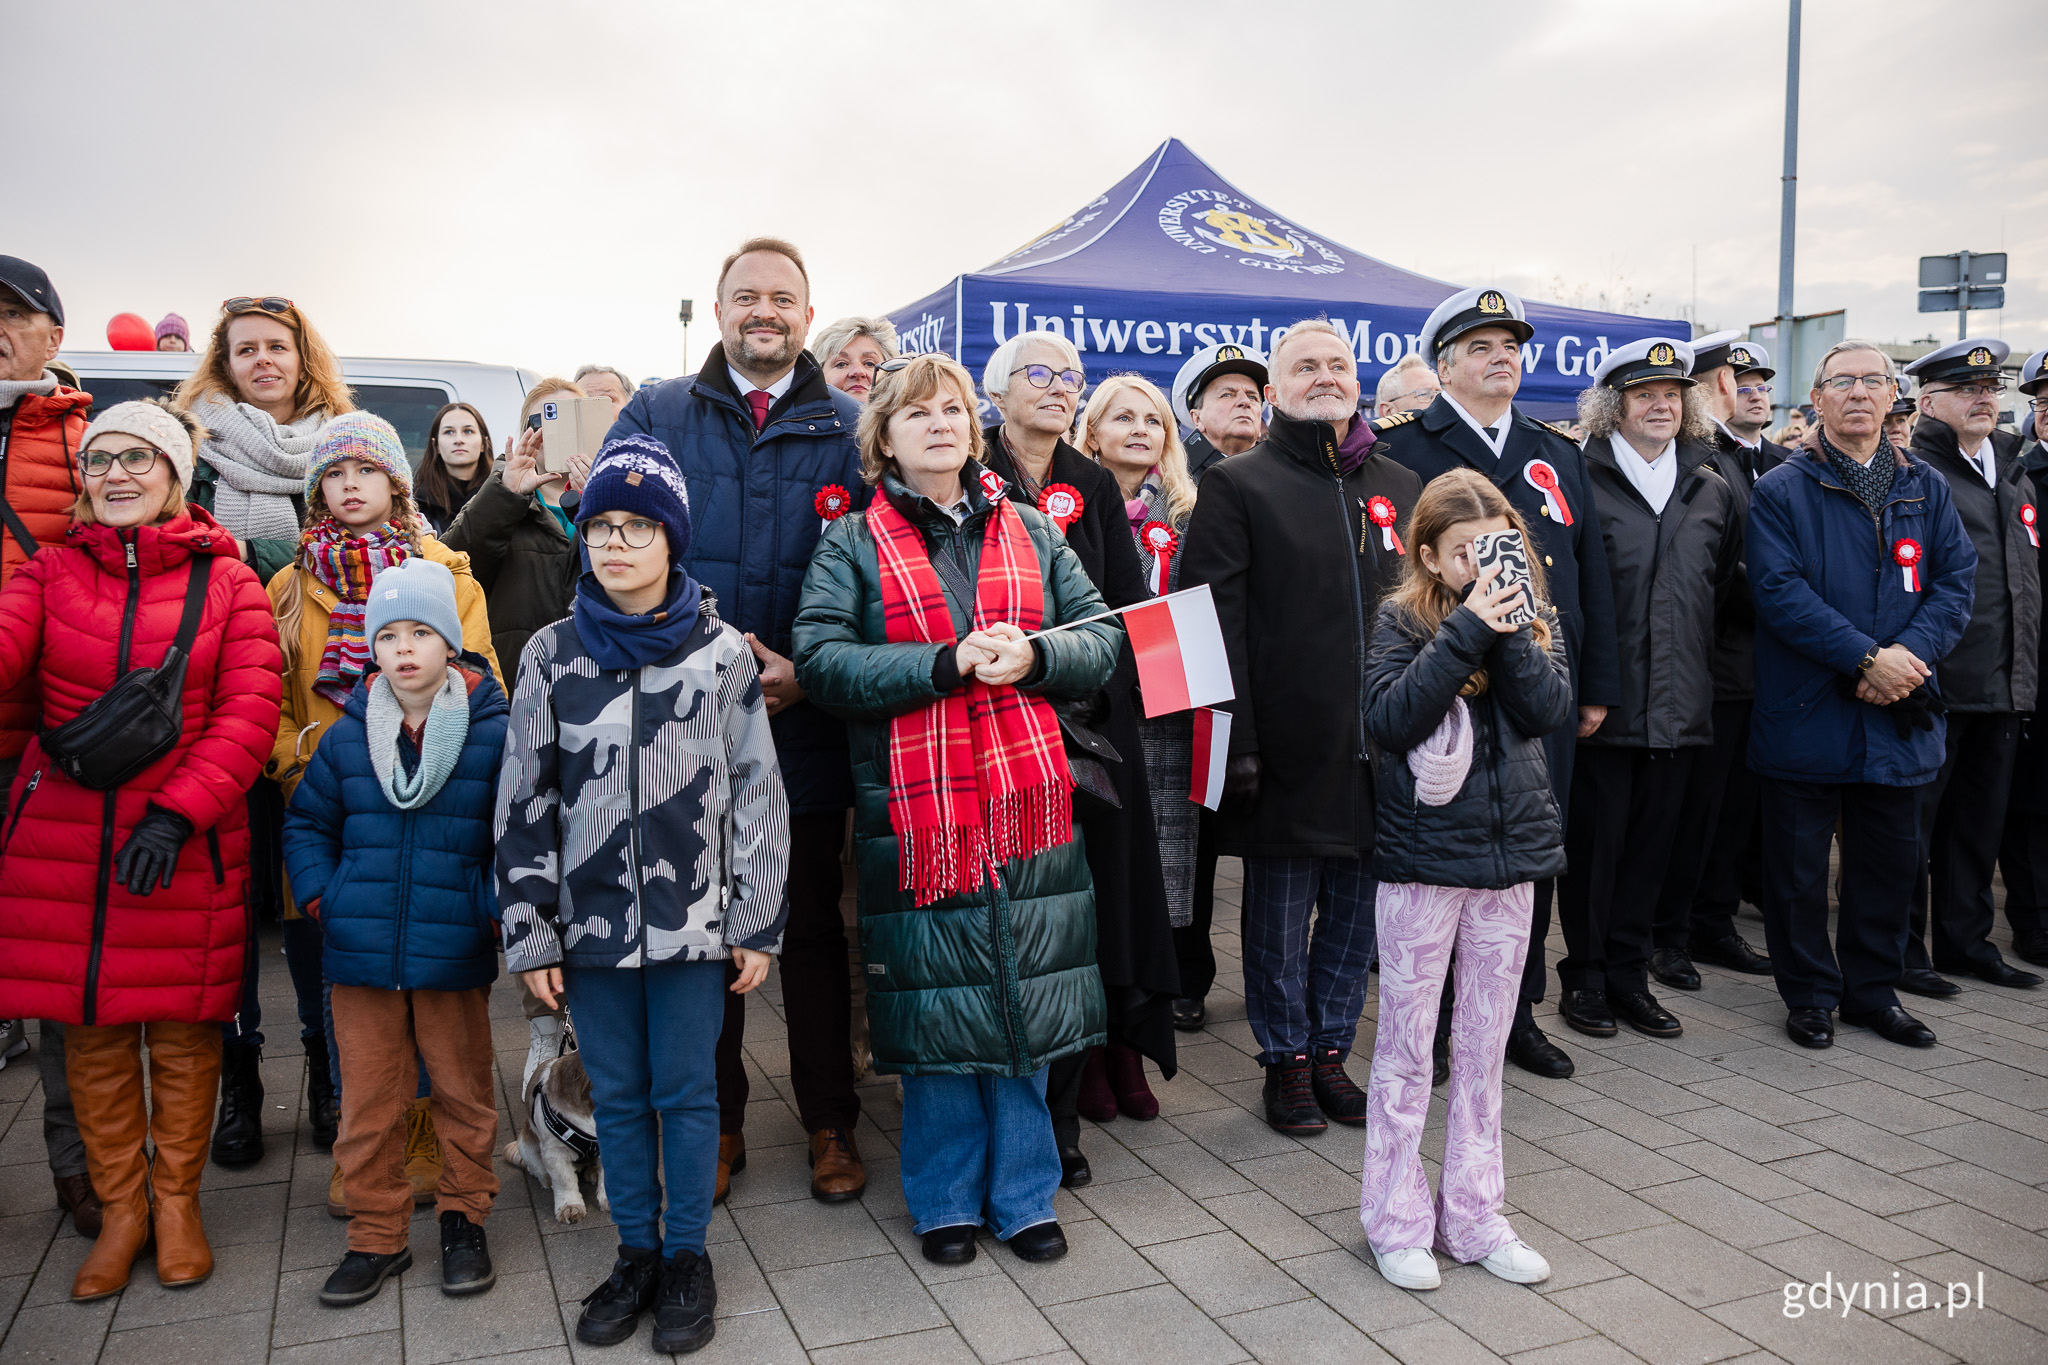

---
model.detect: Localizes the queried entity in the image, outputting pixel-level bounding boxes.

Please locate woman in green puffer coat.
[792,353,1119,1270]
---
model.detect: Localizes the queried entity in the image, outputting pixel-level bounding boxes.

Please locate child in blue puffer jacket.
[283,557,508,1310]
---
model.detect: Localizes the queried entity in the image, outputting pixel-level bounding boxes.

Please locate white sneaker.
[1374,1246,1440,1290]
[0,1019,26,1070]
[523,1016,563,1091]
[1478,1240,1551,1284]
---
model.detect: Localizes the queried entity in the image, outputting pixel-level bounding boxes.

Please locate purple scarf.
[1334,417,1379,476]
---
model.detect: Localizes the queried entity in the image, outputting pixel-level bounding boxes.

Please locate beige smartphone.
[537,396,614,474]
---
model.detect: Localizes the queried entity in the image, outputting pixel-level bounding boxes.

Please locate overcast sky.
[10,0,2044,381]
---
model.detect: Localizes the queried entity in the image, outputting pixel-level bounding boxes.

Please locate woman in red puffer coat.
[0,399,282,1303]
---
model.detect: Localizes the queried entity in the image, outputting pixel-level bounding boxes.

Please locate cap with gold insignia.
[2017,348,2047,397]
[1417,285,1534,363]
[1592,337,1696,389]
[1726,338,1774,380]
[1172,342,1269,429]
[1902,337,2009,387]
[1689,330,1746,374]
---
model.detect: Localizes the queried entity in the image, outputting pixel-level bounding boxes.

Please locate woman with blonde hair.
[1358,468,1571,1292]
[813,317,898,403]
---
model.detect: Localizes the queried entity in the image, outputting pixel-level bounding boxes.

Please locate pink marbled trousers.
[1359,880,1533,1261]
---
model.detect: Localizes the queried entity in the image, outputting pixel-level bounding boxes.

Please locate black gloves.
[1884,686,1947,740]
[113,807,194,897]
[1223,753,1262,808]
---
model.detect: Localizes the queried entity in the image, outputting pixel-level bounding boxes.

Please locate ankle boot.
[1075,1047,1118,1124]
[63,1024,153,1301]
[210,1039,265,1168]
[304,1035,338,1150]
[147,1021,223,1287]
[1103,1043,1159,1120]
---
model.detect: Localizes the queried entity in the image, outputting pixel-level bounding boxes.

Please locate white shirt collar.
[1962,436,1998,488]
[1716,418,1761,452]
[728,364,795,404]
[1440,392,1511,459]
[1609,433,1679,514]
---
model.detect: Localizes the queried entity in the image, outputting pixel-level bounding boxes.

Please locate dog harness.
[531,1085,600,1162]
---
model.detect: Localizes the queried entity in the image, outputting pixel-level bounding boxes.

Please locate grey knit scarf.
[0,373,60,410]
[187,396,326,541]
[365,670,471,811]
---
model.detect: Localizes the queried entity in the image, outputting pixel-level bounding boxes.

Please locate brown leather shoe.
[54,1171,102,1239]
[714,1132,746,1205]
[808,1126,867,1204]
[147,1022,223,1288]
[63,1024,153,1301]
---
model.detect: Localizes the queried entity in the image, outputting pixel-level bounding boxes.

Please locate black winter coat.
[439,472,577,669]
[1581,435,1742,749]
[2011,438,2048,815]
[1700,426,1786,701]
[1179,412,1420,859]
[1185,431,1230,485]
[1364,602,1573,889]
[1909,417,2039,713]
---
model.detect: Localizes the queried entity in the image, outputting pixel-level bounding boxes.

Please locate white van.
[55,351,539,468]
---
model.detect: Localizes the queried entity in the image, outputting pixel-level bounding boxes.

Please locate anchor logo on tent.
[1193,207,1304,260]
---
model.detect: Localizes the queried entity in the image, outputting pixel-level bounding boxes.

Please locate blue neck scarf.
[574,569,703,671]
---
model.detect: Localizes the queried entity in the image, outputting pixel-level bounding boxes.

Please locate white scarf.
[188,395,326,541]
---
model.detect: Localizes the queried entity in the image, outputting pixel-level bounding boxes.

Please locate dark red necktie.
[747,389,772,431]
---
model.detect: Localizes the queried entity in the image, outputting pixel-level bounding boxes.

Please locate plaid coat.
[792,470,1121,1077]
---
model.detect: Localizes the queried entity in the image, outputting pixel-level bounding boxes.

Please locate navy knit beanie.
[578,435,692,565]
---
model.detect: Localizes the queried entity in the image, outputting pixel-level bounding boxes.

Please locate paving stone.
[1764,1151,1949,1217]
[402,1268,566,1364]
[1535,1128,1692,1191]
[1901,1248,2048,1335]
[768,1251,946,1349]
[1687,1077,1836,1126]
[1200,1189,1338,1260]
[1139,1230,1307,1316]
[267,1333,405,1365]
[1554,1098,1695,1149]
[110,1238,281,1330]
[1767,1192,1945,1263]
[1909,1117,2048,1184]
[1889,1202,2048,1279]
[1421,1261,1593,1354]
[729,1194,892,1271]
[2,1299,115,1365]
[1043,1283,1250,1365]
[1274,1248,1440,1334]
[1749,1232,1930,1318]
[1573,1063,1722,1116]
[810,1325,980,1364]
[1229,1149,1360,1217]
[1778,1115,1954,1172]
[679,1305,807,1363]
[1547,1275,1757,1365]
[1166,1106,1301,1163]
[1635,1176,1814,1249]
[928,1271,1067,1362]
[1901,1160,2048,1231]
[95,1309,271,1365]
[1801,1079,1966,1136]
[1002,1216,1166,1308]
[1583,1221,1786,1308]
[1704,1289,1957,1365]
[1889,1306,2044,1365]
[1667,1106,1824,1161]
[1076,1174,1226,1247]
[1367,1316,1510,1365]
[1504,1168,1669,1241]
[1138,1141,1257,1200]
[271,1264,398,1346]
[1922,1057,2048,1110]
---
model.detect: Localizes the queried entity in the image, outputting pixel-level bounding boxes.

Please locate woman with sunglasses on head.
[0,400,283,1301]
[980,335,1179,1186]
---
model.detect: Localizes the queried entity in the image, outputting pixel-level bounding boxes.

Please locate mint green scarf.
[365,670,470,811]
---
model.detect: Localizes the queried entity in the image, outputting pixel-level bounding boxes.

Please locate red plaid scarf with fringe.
[868,492,1073,904]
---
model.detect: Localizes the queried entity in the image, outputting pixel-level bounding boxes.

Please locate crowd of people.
[0,239,2042,1350]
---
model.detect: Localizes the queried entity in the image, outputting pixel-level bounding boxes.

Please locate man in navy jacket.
[608,237,870,1203]
[1747,341,1974,1053]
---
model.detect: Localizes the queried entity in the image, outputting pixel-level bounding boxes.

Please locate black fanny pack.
[40,557,212,791]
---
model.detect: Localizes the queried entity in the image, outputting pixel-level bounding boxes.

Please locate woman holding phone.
[1357,469,1572,1292]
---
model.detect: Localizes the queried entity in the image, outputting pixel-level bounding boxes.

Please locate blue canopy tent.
[888,139,1685,422]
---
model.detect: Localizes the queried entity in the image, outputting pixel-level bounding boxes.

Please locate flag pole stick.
[1020,601,1134,641]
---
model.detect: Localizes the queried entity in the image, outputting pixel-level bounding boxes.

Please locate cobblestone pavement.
[4,860,2046,1363]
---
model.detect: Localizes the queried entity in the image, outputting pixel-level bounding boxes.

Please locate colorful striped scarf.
[300,518,412,706]
[868,492,1073,904]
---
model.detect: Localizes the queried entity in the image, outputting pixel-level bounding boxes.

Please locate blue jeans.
[226,914,326,1048]
[564,958,727,1257]
[898,1068,1060,1241]
[1240,856,1378,1066]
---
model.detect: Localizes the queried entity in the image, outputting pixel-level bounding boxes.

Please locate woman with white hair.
[814,316,899,404]
[981,333,1179,1183]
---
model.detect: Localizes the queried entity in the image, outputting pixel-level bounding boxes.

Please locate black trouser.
[1909,712,2018,974]
[1654,700,1756,952]
[1999,806,2048,949]
[1559,746,1695,995]
[1171,812,1220,1001]
[715,810,859,1135]
[1759,778,1919,1015]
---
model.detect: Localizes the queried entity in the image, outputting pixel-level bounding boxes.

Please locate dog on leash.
[504,1044,608,1223]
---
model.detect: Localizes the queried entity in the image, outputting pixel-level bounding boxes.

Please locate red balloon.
[107,313,155,351]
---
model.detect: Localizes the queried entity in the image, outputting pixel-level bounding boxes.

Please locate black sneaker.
[319,1248,412,1307]
[1309,1048,1370,1126]
[211,1040,265,1168]
[439,1210,494,1296]
[1261,1053,1326,1135]
[652,1249,717,1355]
[576,1245,661,1346]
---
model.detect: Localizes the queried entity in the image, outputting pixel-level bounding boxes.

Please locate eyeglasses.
[2030,397,2048,414]
[580,517,661,549]
[1923,382,2007,399]
[1736,383,1772,397]
[1818,374,1896,393]
[221,296,293,316]
[1012,364,1084,392]
[80,447,160,478]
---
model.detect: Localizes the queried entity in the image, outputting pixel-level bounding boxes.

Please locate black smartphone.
[1472,529,1538,627]
[526,413,543,431]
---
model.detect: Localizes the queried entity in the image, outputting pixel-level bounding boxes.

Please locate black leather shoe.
[576,1245,662,1346]
[1786,1008,1834,1049]
[1690,933,1772,975]
[1006,1222,1067,1262]
[1613,990,1683,1038]
[1898,967,1961,998]
[1431,1027,1451,1087]
[439,1211,494,1297]
[1650,948,1700,991]
[2012,937,2048,968]
[1057,1143,1091,1188]
[1970,960,2043,989]
[304,1036,339,1151]
[1558,990,1617,1038]
[1840,1005,1937,1048]
[1505,1019,1574,1079]
[921,1225,979,1265]
[1262,1055,1327,1135]
[211,1040,265,1168]
[1310,1048,1370,1126]
[319,1248,412,1307]
[1171,997,1206,1032]
[652,1249,717,1355]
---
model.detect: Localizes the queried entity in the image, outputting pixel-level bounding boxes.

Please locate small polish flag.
[1123,583,1235,718]
[1190,707,1232,810]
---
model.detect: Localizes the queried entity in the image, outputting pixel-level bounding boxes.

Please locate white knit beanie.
[1409,696,1475,807]
[78,400,196,487]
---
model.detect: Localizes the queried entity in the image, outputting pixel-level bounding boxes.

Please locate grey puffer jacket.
[1364,601,1573,890]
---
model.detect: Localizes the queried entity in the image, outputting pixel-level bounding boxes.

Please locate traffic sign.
[1920,286,2007,313]
[1919,252,2006,288]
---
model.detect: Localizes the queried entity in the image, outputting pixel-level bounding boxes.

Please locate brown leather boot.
[63,1024,152,1301]
[714,1132,746,1205]
[53,1171,102,1238]
[808,1126,867,1204]
[146,1021,223,1288]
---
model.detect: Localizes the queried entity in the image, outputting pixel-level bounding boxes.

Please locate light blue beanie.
[365,558,463,656]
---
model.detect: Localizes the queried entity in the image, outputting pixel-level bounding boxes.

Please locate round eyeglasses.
[1012,364,1084,392]
[80,447,161,478]
[580,517,662,549]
